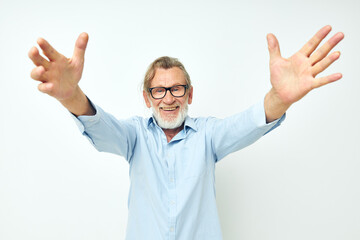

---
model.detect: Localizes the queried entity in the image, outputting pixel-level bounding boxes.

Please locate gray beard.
[151,103,188,129]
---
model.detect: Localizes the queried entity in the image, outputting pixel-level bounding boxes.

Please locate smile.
[160,106,179,111]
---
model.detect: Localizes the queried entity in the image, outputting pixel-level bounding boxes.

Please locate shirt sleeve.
[210,98,285,162]
[70,100,138,162]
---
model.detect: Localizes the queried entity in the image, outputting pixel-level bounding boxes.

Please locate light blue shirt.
[73,99,285,240]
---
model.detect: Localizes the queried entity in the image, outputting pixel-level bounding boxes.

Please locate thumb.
[266,33,281,63]
[38,82,54,95]
[72,32,89,64]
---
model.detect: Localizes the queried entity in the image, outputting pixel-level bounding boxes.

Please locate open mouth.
[160,106,179,111]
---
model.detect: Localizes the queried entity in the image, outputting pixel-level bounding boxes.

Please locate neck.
[163,123,184,143]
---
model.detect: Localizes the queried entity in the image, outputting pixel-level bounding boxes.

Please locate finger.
[267,33,281,63]
[72,32,89,64]
[312,51,340,76]
[28,47,50,69]
[309,32,344,65]
[30,66,46,81]
[299,25,332,57]
[37,38,61,61]
[38,82,54,95]
[312,73,342,89]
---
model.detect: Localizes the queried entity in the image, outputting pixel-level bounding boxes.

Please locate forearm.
[264,88,291,123]
[59,86,95,116]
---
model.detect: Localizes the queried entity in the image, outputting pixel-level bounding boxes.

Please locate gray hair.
[143,56,191,92]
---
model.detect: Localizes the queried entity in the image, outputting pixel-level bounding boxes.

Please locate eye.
[171,86,180,92]
[155,88,165,93]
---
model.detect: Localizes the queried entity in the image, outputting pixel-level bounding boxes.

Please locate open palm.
[267,26,344,105]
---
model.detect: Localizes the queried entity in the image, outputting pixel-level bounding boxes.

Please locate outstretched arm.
[264,25,344,122]
[28,33,95,116]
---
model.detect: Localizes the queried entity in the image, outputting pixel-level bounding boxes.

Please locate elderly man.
[29,26,343,240]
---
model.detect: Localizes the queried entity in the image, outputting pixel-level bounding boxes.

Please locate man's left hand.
[264,25,344,122]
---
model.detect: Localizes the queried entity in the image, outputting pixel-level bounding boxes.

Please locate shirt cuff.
[70,99,101,133]
[251,98,286,134]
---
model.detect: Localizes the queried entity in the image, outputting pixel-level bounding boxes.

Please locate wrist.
[58,85,83,108]
[264,88,291,123]
[59,86,95,116]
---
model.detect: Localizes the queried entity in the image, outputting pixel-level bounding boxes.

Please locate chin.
[152,105,188,129]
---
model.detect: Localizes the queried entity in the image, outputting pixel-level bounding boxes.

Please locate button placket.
[167,147,176,239]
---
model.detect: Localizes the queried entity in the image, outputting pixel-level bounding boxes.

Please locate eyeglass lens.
[151,85,186,99]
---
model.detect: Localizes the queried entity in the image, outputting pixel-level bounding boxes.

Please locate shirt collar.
[147,116,198,132]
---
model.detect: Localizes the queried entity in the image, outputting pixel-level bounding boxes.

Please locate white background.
[0,0,359,239]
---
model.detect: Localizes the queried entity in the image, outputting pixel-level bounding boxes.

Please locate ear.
[143,90,151,108]
[187,86,193,105]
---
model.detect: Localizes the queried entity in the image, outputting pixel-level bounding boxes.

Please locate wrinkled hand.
[267,25,344,105]
[28,33,89,101]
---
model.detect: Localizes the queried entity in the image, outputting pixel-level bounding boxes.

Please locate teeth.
[161,107,177,111]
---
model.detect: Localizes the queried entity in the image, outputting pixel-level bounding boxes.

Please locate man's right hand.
[29,33,95,116]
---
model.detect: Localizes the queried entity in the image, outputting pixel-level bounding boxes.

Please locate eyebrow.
[150,83,185,88]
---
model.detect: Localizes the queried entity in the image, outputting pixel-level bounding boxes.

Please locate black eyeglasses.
[148,85,188,99]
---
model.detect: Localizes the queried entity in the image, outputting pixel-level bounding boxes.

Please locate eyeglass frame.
[148,85,188,99]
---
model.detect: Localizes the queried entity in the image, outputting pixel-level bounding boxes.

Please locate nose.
[162,89,175,104]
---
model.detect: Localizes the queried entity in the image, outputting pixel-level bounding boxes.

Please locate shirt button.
[170,227,174,232]
[171,201,175,205]
[170,178,174,182]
